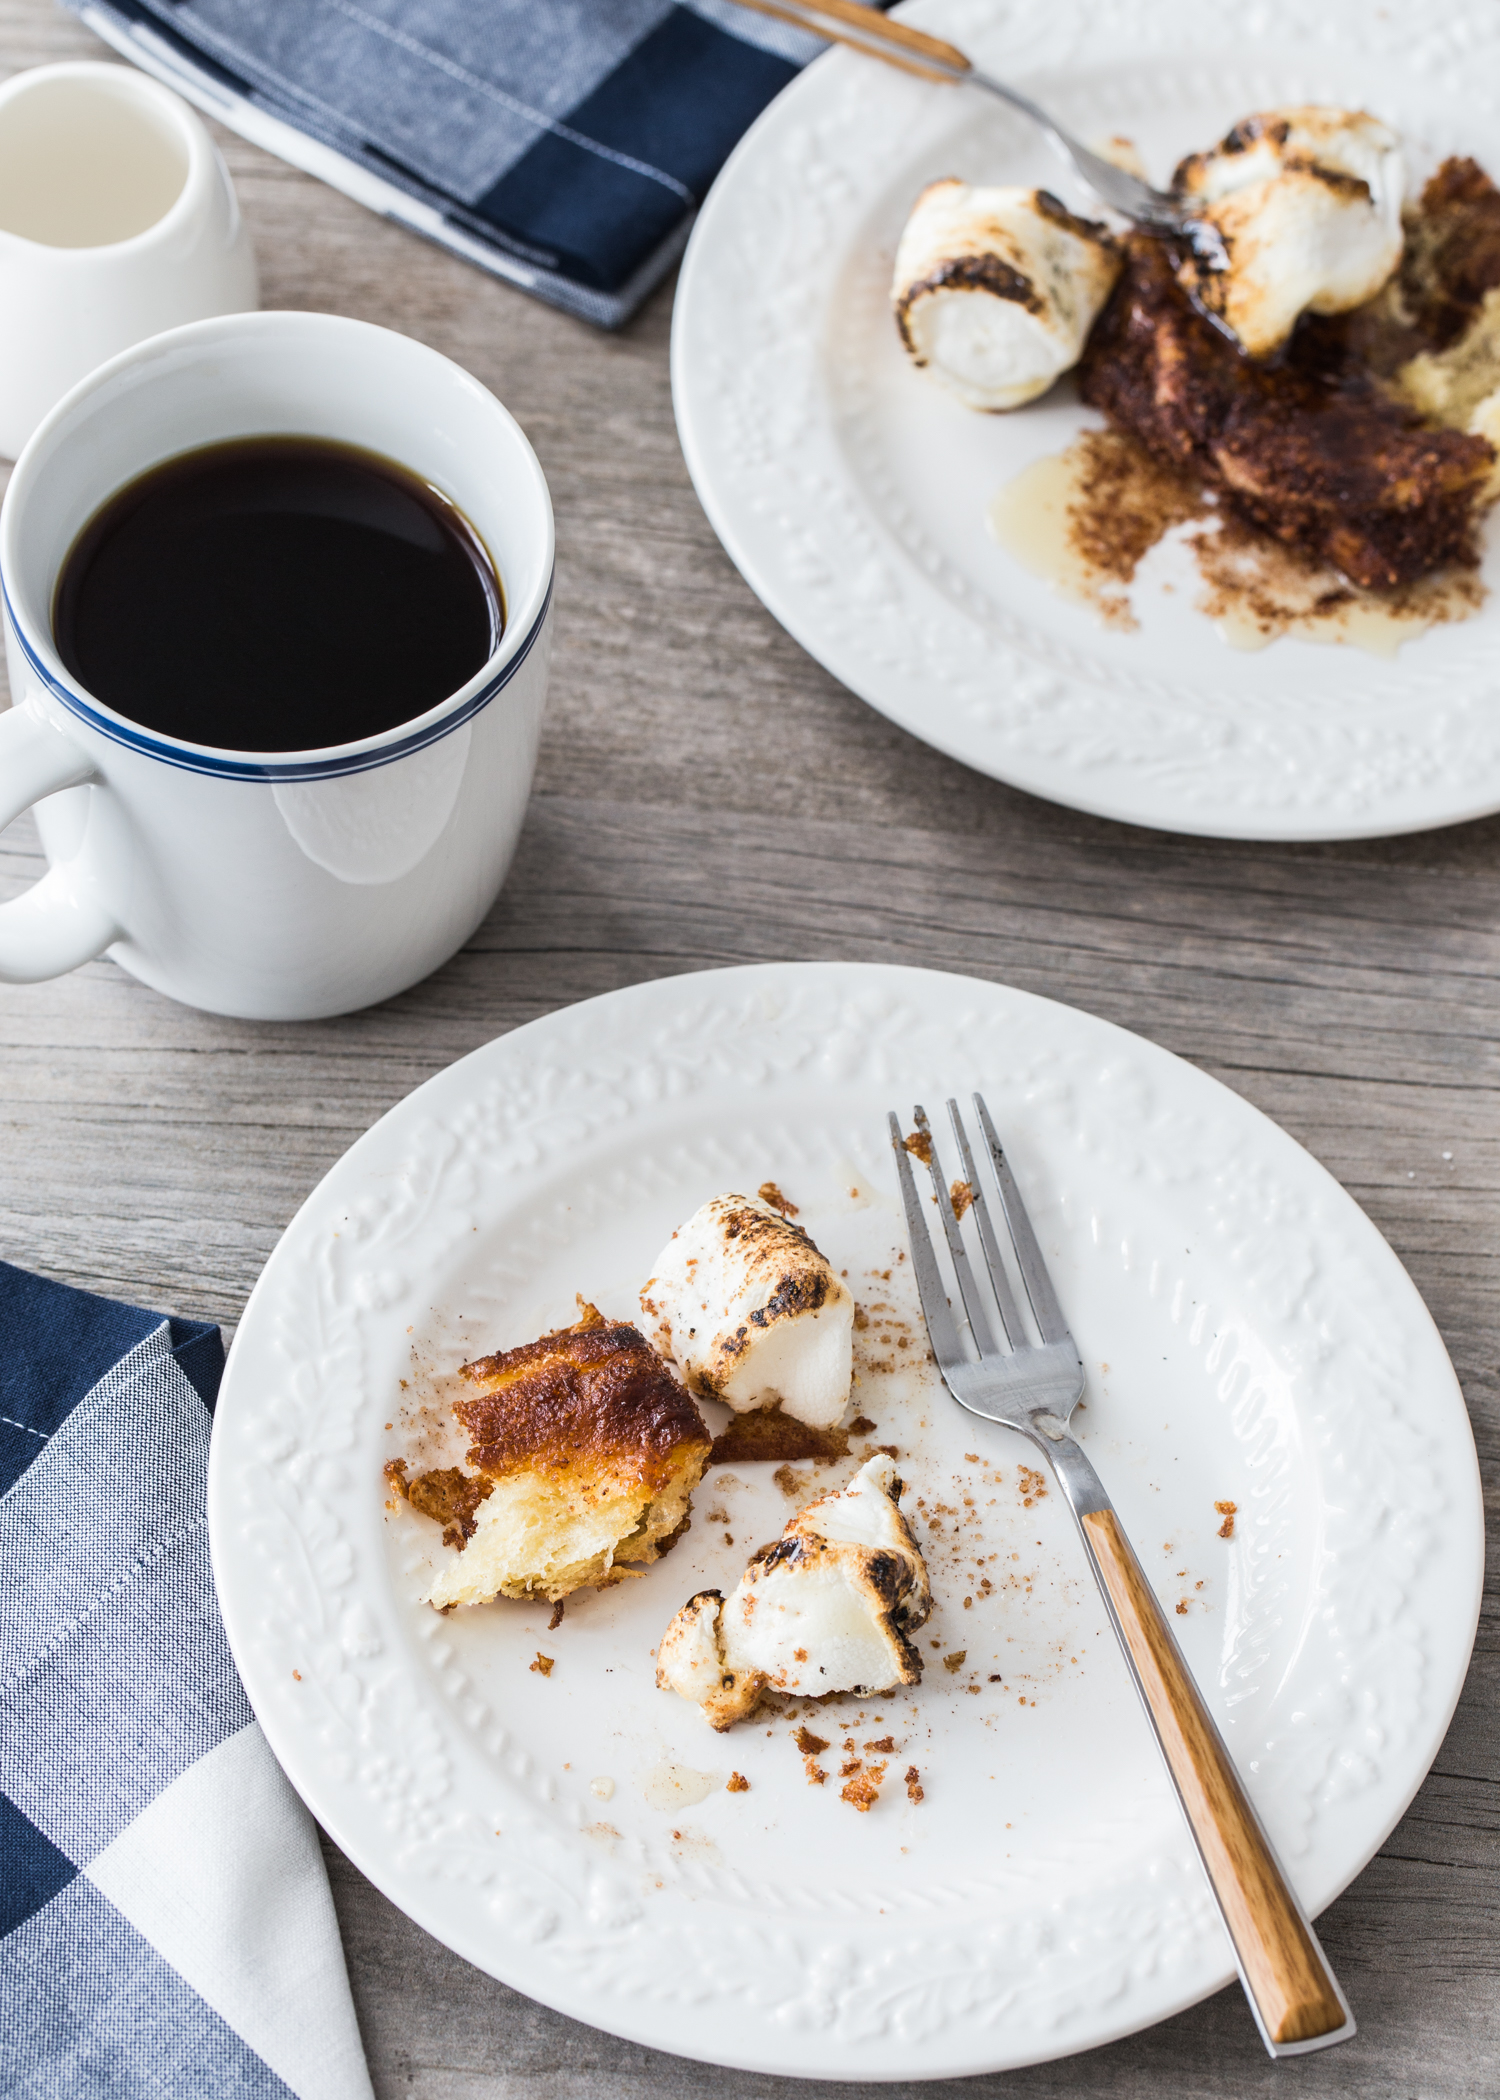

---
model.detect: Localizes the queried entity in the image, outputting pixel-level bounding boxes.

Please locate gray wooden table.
[2,5,1495,2094]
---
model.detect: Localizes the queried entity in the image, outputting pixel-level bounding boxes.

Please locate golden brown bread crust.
[457,1303,710,1486]
[1399,158,1500,350]
[1077,231,1495,590]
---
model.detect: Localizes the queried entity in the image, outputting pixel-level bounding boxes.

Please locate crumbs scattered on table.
[942,1650,967,1673]
[530,1652,554,1677]
[905,1764,924,1803]
[726,1771,750,1792]
[1215,1499,1237,1539]
[547,1599,565,1631]
[795,1725,829,1754]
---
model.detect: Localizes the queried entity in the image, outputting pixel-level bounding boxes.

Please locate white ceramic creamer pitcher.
[0,61,258,457]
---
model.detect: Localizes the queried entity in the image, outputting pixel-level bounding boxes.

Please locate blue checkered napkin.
[0,1263,372,2100]
[69,0,824,326]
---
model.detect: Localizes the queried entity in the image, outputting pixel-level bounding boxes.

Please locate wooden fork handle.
[728,0,971,83]
[1080,1509,1352,2050]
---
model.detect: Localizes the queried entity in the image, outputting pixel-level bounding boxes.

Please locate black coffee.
[53,436,503,752]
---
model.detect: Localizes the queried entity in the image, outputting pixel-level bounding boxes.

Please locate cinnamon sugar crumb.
[1215,1499,1238,1540]
[905,1765,924,1803]
[530,1652,554,1677]
[841,1764,885,1812]
[726,1772,750,1793]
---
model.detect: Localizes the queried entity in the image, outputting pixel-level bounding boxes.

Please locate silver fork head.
[888,1095,1086,1442]
[965,69,1188,233]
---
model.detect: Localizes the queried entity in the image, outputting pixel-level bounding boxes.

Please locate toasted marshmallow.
[656,1454,931,1729]
[1173,108,1404,357]
[892,181,1121,410]
[640,1193,853,1429]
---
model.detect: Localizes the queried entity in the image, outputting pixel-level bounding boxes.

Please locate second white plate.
[672,0,1500,840]
[209,963,1482,2078]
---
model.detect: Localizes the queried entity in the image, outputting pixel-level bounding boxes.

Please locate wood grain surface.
[1,5,1496,2094]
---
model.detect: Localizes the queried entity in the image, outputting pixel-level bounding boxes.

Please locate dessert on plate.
[641,1191,854,1430]
[389,1302,712,1609]
[893,105,1500,642]
[656,1452,932,1729]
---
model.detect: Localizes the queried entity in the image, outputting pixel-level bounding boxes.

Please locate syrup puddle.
[989,430,1487,654]
[987,432,1201,632]
[639,1761,715,1809]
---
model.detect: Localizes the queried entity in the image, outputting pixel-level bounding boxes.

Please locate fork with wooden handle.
[728,0,1189,230]
[889,1095,1356,2058]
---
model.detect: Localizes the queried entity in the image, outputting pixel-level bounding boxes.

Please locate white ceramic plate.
[671,0,1500,841]
[210,963,1482,2078]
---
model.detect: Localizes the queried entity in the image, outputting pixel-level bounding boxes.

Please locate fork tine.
[973,1095,1072,1346]
[945,1098,1026,1348]
[887,1112,967,1370]
[912,1107,998,1357]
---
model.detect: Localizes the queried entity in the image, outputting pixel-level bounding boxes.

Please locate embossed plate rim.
[209,963,1483,2078]
[671,0,1500,841]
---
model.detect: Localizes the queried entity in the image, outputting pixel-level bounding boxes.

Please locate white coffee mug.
[0,61,259,459]
[0,309,554,1020]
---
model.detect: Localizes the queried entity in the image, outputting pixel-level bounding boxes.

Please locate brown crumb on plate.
[841,1763,886,1813]
[709,1413,850,1466]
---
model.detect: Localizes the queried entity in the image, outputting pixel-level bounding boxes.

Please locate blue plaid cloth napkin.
[0,1262,372,2100]
[68,0,824,326]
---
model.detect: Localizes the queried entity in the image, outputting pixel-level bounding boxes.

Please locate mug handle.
[0,704,120,981]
